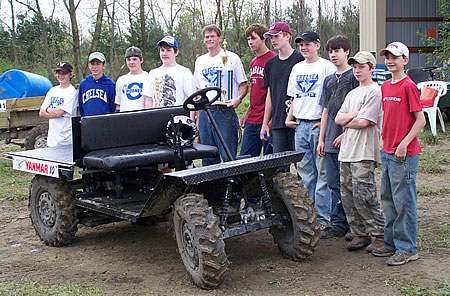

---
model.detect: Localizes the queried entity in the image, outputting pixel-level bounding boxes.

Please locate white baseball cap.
[379,42,409,59]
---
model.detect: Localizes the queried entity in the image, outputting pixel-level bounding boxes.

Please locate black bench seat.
[83,143,218,171]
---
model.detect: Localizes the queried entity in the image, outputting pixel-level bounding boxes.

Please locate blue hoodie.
[78,73,116,116]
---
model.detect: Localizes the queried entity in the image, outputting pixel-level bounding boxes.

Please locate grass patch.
[385,277,449,296]
[236,92,250,119]
[418,130,440,145]
[419,147,450,174]
[418,225,450,251]
[0,160,32,205]
[0,278,102,296]
[417,186,450,196]
[435,225,450,248]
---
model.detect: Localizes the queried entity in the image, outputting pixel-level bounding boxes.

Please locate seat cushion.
[83,143,218,170]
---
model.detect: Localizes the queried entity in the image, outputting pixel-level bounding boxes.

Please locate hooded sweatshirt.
[78,73,116,116]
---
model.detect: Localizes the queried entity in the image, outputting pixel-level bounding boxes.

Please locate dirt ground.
[0,139,449,295]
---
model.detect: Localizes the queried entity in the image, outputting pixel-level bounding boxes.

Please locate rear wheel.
[173,193,228,289]
[269,172,320,261]
[25,124,48,150]
[29,175,78,246]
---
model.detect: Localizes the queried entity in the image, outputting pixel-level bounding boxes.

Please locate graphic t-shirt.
[338,83,382,163]
[381,76,422,155]
[263,50,304,129]
[247,50,276,124]
[193,49,247,104]
[319,68,359,153]
[143,64,195,107]
[115,72,150,112]
[287,58,335,120]
[41,85,78,147]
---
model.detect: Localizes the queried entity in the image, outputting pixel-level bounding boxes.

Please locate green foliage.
[419,147,449,173]
[384,277,450,296]
[417,186,450,196]
[0,278,102,296]
[418,129,440,145]
[418,0,450,79]
[0,160,32,205]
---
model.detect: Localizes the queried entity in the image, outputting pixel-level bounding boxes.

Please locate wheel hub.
[34,135,47,149]
[182,222,199,269]
[38,192,56,227]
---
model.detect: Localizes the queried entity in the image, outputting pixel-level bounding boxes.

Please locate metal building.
[360,0,443,69]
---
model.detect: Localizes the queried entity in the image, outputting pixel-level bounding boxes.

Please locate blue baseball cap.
[157,36,178,48]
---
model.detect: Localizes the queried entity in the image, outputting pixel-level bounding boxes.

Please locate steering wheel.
[183,87,221,111]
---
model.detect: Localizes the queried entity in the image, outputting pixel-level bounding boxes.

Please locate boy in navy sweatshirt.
[78,52,116,116]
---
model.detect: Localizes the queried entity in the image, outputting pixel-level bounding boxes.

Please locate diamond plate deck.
[166,151,303,185]
[4,145,74,169]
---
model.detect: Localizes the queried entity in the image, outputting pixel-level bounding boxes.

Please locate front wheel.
[25,124,48,150]
[173,193,228,289]
[269,172,320,261]
[29,175,78,246]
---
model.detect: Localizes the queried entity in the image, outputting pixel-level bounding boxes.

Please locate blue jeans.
[381,150,419,254]
[198,107,238,166]
[295,120,331,225]
[325,152,348,232]
[272,128,295,172]
[240,123,273,157]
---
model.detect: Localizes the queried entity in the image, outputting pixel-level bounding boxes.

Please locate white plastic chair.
[417,81,447,136]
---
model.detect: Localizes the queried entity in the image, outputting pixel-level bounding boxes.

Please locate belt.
[297,118,320,122]
[208,104,228,110]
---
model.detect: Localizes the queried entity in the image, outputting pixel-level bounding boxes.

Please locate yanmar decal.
[12,156,59,178]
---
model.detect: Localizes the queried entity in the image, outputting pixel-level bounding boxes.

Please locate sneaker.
[366,238,384,253]
[386,252,419,266]
[347,236,371,251]
[320,228,346,239]
[372,246,396,257]
[344,231,354,241]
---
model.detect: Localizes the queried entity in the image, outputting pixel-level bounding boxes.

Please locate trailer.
[0,96,48,149]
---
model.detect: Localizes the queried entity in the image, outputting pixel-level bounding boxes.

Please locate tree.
[83,0,106,77]
[16,0,54,81]
[63,0,83,82]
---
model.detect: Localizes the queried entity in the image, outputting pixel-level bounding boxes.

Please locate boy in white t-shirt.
[335,51,385,252]
[285,31,335,230]
[143,36,194,107]
[39,61,78,147]
[115,46,152,112]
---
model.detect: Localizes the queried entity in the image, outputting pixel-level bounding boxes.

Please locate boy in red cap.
[260,22,304,170]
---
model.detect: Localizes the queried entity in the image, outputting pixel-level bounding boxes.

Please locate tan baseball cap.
[348,51,377,66]
[89,52,106,63]
[380,42,409,58]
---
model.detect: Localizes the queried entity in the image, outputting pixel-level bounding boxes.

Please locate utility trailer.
[0,96,48,149]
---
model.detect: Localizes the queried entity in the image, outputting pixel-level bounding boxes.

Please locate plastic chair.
[417,81,447,136]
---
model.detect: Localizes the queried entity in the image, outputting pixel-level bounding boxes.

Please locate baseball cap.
[88,52,106,63]
[157,36,178,48]
[348,51,377,66]
[54,61,73,74]
[263,22,291,38]
[125,46,142,59]
[295,31,320,43]
[379,42,409,58]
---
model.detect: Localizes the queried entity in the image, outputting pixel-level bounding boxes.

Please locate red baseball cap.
[263,22,291,38]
